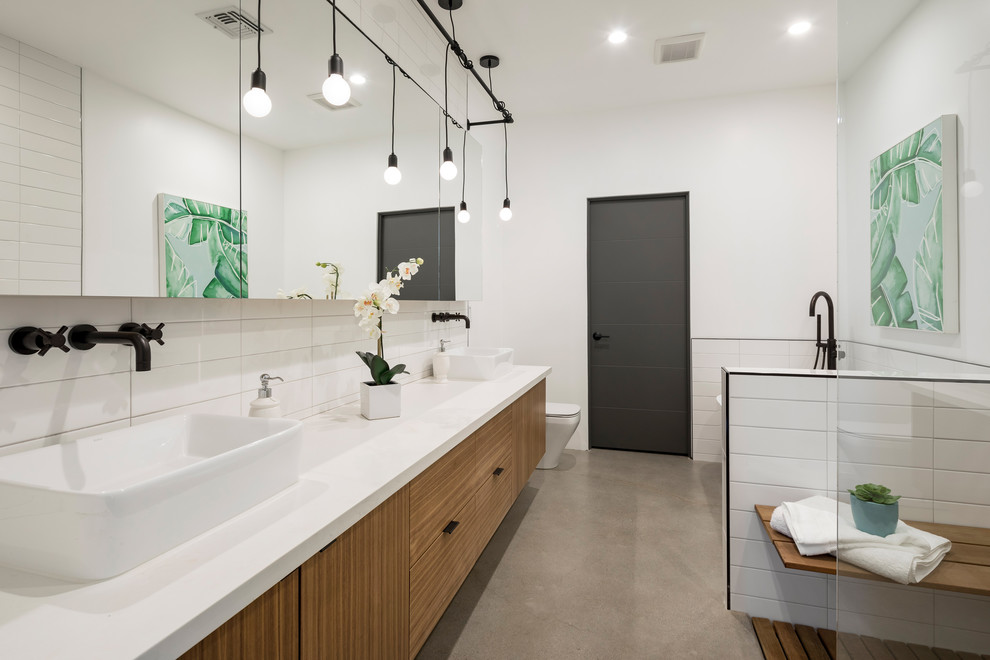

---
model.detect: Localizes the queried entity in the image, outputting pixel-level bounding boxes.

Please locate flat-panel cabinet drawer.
[474,406,513,487]
[409,495,480,657]
[475,457,513,554]
[409,437,477,564]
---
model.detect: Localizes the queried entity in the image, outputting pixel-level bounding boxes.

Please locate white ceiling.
[0,0,922,150]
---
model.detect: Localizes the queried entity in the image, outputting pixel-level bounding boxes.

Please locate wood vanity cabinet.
[179,569,299,660]
[182,379,546,660]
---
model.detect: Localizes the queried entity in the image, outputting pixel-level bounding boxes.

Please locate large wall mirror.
[0,0,482,300]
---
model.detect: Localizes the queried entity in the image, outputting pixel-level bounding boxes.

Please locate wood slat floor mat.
[751,619,990,660]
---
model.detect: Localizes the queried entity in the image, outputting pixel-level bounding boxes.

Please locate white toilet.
[537,403,581,469]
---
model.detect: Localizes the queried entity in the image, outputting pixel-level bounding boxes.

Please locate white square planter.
[360,381,401,420]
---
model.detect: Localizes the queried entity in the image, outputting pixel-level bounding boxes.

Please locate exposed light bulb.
[243,69,271,118]
[350,73,367,85]
[323,54,351,106]
[457,201,470,224]
[440,146,458,181]
[499,198,512,221]
[384,153,401,185]
[608,30,628,44]
[788,21,812,36]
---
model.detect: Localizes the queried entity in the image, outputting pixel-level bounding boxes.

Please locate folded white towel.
[769,496,952,585]
[770,496,838,556]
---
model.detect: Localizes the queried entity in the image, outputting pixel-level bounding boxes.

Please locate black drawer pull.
[443,520,460,535]
[492,467,505,477]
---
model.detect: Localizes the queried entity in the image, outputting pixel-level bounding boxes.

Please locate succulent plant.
[848,483,901,505]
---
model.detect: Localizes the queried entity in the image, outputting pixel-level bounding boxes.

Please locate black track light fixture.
[322,0,351,106]
[243,0,271,117]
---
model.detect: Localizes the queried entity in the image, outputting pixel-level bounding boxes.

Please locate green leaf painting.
[160,194,248,298]
[868,117,952,332]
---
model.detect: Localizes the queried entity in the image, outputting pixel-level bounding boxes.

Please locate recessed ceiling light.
[608,30,628,45]
[350,73,367,85]
[788,21,812,36]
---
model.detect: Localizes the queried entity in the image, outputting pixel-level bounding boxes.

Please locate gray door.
[588,193,691,455]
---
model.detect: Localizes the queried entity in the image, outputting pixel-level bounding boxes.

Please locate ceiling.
[0,0,922,150]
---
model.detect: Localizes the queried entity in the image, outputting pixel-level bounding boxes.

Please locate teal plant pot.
[849,497,899,537]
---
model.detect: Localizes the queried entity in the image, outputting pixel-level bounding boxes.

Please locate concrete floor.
[417,449,764,659]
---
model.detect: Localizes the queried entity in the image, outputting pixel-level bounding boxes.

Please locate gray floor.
[417,449,764,659]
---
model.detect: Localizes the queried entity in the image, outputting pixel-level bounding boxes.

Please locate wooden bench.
[754,505,990,597]
[752,618,990,660]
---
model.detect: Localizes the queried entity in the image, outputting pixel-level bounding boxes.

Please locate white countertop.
[0,365,551,659]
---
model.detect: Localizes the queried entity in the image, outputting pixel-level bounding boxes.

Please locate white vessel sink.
[0,414,302,581]
[445,347,514,381]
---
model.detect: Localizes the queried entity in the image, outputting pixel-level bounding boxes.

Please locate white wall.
[81,72,283,297]
[838,0,990,366]
[473,85,838,451]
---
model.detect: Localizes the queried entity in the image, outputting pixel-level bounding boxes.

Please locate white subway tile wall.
[691,339,817,462]
[0,295,467,450]
[0,35,81,295]
[726,371,990,654]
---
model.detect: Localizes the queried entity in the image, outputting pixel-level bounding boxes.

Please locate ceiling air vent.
[308,93,361,112]
[197,6,272,39]
[654,33,705,64]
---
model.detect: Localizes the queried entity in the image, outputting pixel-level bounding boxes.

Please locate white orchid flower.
[354,298,375,317]
[380,273,402,296]
[381,297,399,314]
[276,288,289,299]
[397,262,417,280]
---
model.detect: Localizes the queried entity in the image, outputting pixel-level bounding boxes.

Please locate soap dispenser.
[433,340,451,383]
[249,373,284,418]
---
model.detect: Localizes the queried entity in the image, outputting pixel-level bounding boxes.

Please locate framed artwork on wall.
[157,194,248,298]
[869,115,958,333]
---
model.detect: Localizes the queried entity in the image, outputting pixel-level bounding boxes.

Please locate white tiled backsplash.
[0,295,467,452]
[726,371,990,653]
[692,338,817,462]
[0,35,82,296]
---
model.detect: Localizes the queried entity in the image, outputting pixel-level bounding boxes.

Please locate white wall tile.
[132,297,241,323]
[739,354,791,368]
[20,204,79,229]
[19,149,79,178]
[729,594,829,629]
[731,455,827,489]
[241,347,313,389]
[18,56,78,93]
[19,130,79,161]
[835,577,934,623]
[836,402,934,438]
[933,381,990,409]
[931,627,990,656]
[837,463,933,500]
[131,394,241,426]
[241,317,312,356]
[692,353,739,368]
[729,509,767,542]
[693,381,721,397]
[933,592,990,635]
[240,298,312,320]
[693,424,722,440]
[733,374,828,401]
[17,279,79,295]
[18,75,79,111]
[731,566,828,607]
[837,432,934,469]
[730,426,827,460]
[838,378,934,407]
[933,439,990,473]
[0,372,129,446]
[152,320,241,369]
[693,339,739,354]
[18,222,80,247]
[739,340,794,356]
[18,93,79,127]
[836,612,933,647]
[130,357,241,417]
[730,398,827,431]
[19,186,79,213]
[934,470,990,506]
[18,44,79,77]
[933,501,990,527]
[729,481,828,512]
[935,408,990,442]
[19,241,80,264]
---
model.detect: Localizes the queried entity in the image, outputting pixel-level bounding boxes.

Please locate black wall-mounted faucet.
[68,322,165,372]
[432,312,471,329]
[809,291,837,370]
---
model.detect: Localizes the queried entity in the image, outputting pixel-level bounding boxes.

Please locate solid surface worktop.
[0,365,551,659]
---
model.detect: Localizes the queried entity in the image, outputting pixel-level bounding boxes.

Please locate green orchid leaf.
[203,278,234,299]
[871,256,917,329]
[164,236,196,297]
[370,354,390,385]
[208,225,247,298]
[380,363,409,385]
[913,189,944,332]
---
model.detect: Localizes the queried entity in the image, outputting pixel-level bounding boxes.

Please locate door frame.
[586,192,693,458]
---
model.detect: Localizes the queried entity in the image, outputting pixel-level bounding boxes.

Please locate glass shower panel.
[836,1,990,656]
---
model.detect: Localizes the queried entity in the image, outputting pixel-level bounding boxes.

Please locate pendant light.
[457,76,470,223]
[322,0,351,106]
[242,0,271,118]
[439,43,457,181]
[482,55,513,221]
[383,64,401,185]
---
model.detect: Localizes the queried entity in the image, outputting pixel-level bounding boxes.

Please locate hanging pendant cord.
[488,69,509,197]
[443,43,451,148]
[390,64,396,154]
[331,0,337,54]
[256,0,262,69]
[461,75,468,200]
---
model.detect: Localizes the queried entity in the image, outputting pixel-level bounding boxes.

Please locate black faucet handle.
[9,325,70,356]
[120,322,166,346]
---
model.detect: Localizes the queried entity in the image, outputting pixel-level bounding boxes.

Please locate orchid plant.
[353,258,424,385]
[316,261,342,300]
[276,287,311,300]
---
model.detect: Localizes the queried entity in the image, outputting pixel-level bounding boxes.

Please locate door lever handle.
[592,332,610,341]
